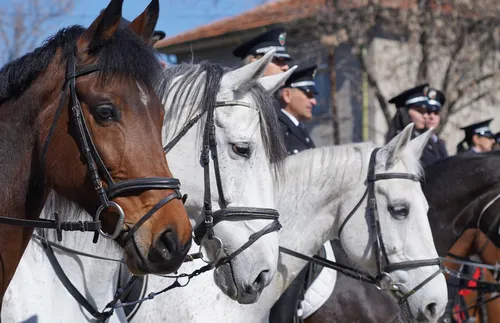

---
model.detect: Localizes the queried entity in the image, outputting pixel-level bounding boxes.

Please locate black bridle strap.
[215,220,282,268]
[124,190,183,244]
[194,208,280,244]
[279,246,377,284]
[163,111,205,154]
[41,239,114,322]
[106,178,181,199]
[337,188,368,238]
[67,55,112,206]
[384,259,442,272]
[0,216,100,232]
[397,268,443,305]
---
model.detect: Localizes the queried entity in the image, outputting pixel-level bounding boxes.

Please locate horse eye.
[231,143,250,158]
[388,204,409,220]
[94,105,118,122]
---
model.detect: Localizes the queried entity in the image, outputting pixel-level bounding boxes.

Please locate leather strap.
[41,238,114,322]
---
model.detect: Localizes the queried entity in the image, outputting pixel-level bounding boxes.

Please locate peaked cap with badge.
[232,27,292,60]
[389,84,430,108]
[387,84,449,166]
[283,65,318,94]
[460,119,495,139]
[457,119,495,153]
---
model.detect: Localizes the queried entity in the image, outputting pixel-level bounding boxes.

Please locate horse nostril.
[425,302,437,318]
[158,228,178,260]
[252,270,270,290]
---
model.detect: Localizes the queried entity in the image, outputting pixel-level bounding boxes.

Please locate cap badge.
[428,90,436,100]
[279,33,286,46]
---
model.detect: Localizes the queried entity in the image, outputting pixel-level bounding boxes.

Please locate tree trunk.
[328,45,339,145]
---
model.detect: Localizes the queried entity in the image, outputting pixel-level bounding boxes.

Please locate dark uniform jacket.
[390,130,448,167]
[420,135,448,167]
[278,110,315,154]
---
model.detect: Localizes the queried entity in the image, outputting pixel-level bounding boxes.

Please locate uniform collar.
[281,109,299,126]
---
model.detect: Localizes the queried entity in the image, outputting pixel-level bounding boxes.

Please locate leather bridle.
[0,52,184,244]
[163,99,281,268]
[281,147,443,305]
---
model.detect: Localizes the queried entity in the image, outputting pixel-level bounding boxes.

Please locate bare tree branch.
[0,0,75,64]
[284,0,500,138]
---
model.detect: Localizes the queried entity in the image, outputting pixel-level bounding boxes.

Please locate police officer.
[277,65,317,155]
[457,119,496,154]
[386,84,448,166]
[421,87,448,166]
[233,26,291,76]
[386,84,431,142]
[269,65,319,323]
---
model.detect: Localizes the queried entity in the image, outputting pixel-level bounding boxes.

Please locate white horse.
[3,121,448,323]
[130,124,447,323]
[2,51,294,322]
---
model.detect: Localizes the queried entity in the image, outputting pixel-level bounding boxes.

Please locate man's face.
[251,56,289,76]
[426,110,441,129]
[473,134,495,152]
[282,88,316,121]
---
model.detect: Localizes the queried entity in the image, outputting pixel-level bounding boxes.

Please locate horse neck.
[0,55,65,297]
[424,158,500,253]
[275,144,371,282]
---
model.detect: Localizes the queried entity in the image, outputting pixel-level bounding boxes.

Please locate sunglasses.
[409,105,440,115]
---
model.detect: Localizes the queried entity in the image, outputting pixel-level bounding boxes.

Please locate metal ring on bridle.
[96,201,125,240]
[375,272,393,291]
[199,236,223,264]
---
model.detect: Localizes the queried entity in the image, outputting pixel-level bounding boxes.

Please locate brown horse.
[0,0,192,305]
[443,229,500,323]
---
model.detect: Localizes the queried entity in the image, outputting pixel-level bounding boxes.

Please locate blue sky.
[1,0,265,43]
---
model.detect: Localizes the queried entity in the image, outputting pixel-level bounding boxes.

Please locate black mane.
[0,25,160,105]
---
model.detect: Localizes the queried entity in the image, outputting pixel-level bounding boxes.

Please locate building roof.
[154,0,483,55]
[154,0,325,52]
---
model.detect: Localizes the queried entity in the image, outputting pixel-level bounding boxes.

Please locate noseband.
[163,100,281,267]
[0,53,184,244]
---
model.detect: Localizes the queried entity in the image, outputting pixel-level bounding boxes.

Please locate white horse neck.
[275,144,373,287]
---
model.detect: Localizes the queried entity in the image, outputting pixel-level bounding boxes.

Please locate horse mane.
[156,61,287,172]
[425,149,500,180]
[0,25,161,105]
[277,142,375,193]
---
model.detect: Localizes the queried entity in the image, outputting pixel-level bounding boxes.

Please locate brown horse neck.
[0,55,65,301]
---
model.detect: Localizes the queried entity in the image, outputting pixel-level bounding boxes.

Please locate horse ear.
[221,49,276,92]
[257,65,297,93]
[380,123,414,167]
[128,0,159,44]
[77,0,123,54]
[407,127,433,158]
